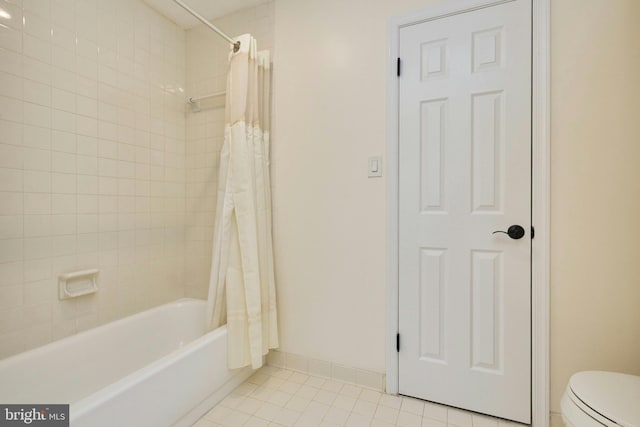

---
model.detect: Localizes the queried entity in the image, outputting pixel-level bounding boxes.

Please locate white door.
[398,0,532,423]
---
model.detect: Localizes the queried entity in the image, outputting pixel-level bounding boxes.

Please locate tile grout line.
[197,365,522,427]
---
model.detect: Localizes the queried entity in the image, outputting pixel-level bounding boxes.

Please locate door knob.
[492,225,525,240]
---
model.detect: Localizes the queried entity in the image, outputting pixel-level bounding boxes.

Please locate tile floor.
[192,366,523,427]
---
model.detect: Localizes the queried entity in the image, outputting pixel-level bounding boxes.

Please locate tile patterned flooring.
[192,366,523,427]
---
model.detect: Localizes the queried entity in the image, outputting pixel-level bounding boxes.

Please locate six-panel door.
[398,0,532,423]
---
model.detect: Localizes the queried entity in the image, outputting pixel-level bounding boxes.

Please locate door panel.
[398,0,532,423]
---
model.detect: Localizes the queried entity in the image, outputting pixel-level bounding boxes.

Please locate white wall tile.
[51,131,76,153]
[99,177,117,195]
[75,75,97,99]
[24,170,51,193]
[23,323,52,351]
[0,261,23,286]
[23,34,52,63]
[76,116,98,137]
[23,58,52,86]
[0,120,23,146]
[0,238,23,265]
[77,214,98,234]
[77,39,98,61]
[24,215,52,237]
[77,176,98,195]
[0,144,23,168]
[51,193,75,214]
[23,102,51,128]
[0,95,23,122]
[0,48,22,77]
[76,57,97,81]
[1,0,188,359]
[52,152,76,174]
[23,125,51,150]
[99,158,117,177]
[52,26,75,50]
[51,109,75,133]
[0,71,23,100]
[118,161,135,179]
[24,237,52,260]
[23,148,51,171]
[98,139,118,159]
[118,143,135,162]
[0,25,23,53]
[77,157,98,176]
[76,232,98,253]
[51,45,76,73]
[0,215,23,239]
[0,2,23,31]
[23,11,52,41]
[0,192,23,216]
[23,0,51,16]
[0,168,23,191]
[23,80,52,107]
[51,67,75,93]
[0,285,23,309]
[52,88,76,113]
[24,193,51,215]
[23,261,53,284]
[77,96,98,118]
[51,173,76,194]
[51,235,76,256]
[77,136,98,156]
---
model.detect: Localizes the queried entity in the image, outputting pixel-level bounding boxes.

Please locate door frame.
[386,0,550,425]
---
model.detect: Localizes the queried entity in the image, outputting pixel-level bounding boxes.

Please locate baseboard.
[550,412,564,427]
[172,365,254,427]
[266,350,386,392]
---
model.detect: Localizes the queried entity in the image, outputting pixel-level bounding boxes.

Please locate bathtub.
[0,298,253,427]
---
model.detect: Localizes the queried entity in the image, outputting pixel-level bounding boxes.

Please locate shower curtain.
[206,34,279,370]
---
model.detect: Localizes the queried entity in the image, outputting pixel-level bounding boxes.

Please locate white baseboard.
[266,350,386,392]
[172,366,253,427]
[550,412,564,427]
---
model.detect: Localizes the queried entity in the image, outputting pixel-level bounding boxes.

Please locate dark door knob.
[492,225,525,240]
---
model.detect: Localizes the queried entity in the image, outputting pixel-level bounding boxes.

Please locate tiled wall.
[0,0,187,358]
[183,2,274,299]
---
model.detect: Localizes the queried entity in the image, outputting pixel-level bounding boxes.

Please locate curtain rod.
[172,0,241,53]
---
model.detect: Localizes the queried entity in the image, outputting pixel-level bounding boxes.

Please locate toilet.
[561,371,640,427]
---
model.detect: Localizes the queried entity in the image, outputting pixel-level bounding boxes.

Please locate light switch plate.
[368,156,382,177]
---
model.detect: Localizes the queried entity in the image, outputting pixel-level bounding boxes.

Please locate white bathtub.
[0,298,252,427]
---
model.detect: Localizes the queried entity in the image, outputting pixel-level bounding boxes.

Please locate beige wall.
[272,0,436,374]
[272,0,640,416]
[550,0,640,414]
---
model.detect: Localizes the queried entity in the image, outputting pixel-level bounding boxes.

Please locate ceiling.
[143,0,269,28]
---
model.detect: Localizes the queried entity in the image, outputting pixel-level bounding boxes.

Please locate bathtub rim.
[71,322,229,422]
[0,297,252,426]
[0,298,207,368]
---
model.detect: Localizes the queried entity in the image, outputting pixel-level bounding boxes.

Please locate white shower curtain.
[206,34,278,370]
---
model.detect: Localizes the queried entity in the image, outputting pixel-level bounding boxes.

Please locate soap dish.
[58,269,99,300]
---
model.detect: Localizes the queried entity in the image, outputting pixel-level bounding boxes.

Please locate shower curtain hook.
[233,41,241,53]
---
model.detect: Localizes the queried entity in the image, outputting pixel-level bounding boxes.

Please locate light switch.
[368,156,382,177]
